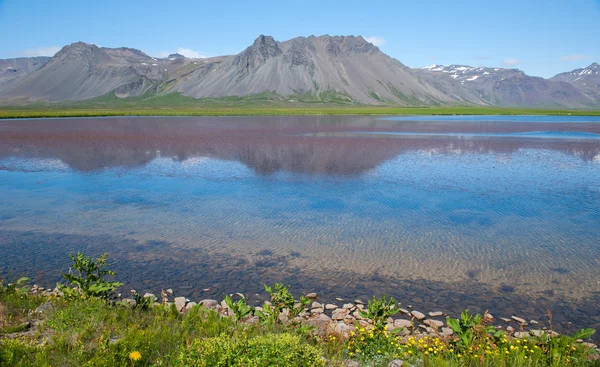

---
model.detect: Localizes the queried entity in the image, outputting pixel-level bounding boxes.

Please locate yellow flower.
[129,351,142,362]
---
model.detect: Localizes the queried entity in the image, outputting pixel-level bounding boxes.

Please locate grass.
[1,283,598,366]
[1,92,600,119]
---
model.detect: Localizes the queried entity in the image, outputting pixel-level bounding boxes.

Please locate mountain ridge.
[0,36,598,108]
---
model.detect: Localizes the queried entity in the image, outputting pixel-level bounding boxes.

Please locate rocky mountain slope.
[0,36,598,108]
[415,65,598,108]
[0,43,172,101]
[167,35,449,105]
[550,63,600,102]
[0,57,50,88]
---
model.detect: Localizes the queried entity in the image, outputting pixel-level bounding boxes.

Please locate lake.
[0,115,599,334]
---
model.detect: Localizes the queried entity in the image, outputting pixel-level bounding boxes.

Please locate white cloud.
[156,47,207,59]
[365,36,386,47]
[560,54,587,62]
[503,58,520,67]
[22,46,61,57]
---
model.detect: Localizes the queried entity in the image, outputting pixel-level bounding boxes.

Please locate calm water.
[0,115,599,334]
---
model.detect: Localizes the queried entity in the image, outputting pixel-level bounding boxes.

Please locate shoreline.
[2,106,600,119]
[2,281,598,366]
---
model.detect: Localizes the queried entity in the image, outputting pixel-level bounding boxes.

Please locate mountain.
[0,36,599,108]
[0,42,171,101]
[0,57,50,88]
[168,35,449,104]
[415,65,599,108]
[551,63,600,101]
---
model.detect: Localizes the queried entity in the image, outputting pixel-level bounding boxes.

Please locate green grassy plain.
[1,92,600,119]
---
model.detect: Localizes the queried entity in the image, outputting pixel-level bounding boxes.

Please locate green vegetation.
[56,252,123,300]
[0,252,598,366]
[1,92,600,118]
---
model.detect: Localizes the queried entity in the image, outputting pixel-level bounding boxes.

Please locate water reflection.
[1,116,599,173]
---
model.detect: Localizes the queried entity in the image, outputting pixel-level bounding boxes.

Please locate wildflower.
[129,351,142,362]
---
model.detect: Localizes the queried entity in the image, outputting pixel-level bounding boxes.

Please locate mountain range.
[0,35,598,108]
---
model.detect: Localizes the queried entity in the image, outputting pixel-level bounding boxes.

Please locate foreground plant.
[224,294,253,323]
[57,251,123,299]
[359,295,398,331]
[256,283,310,324]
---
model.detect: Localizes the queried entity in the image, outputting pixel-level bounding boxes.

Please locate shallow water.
[0,115,599,334]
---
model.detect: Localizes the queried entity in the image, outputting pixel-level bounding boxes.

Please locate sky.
[0,0,599,78]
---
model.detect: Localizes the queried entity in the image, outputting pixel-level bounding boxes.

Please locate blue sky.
[0,0,599,78]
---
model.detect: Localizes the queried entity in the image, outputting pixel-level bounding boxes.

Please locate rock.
[424,319,444,328]
[35,302,54,314]
[118,298,136,308]
[581,342,597,349]
[343,303,354,310]
[399,308,409,314]
[185,302,197,311]
[245,316,260,325]
[174,297,187,312]
[325,304,338,310]
[500,317,511,323]
[429,311,443,317]
[530,329,543,337]
[411,311,425,320]
[332,309,349,321]
[514,331,528,338]
[388,359,405,367]
[328,321,353,337]
[199,299,218,309]
[166,289,173,296]
[336,297,344,302]
[51,287,64,297]
[143,293,156,302]
[344,360,360,367]
[311,308,324,314]
[307,313,331,332]
[441,327,454,336]
[354,299,364,305]
[507,326,515,332]
[511,316,527,325]
[356,304,365,310]
[306,292,318,299]
[530,320,539,325]
[311,302,323,309]
[394,319,413,329]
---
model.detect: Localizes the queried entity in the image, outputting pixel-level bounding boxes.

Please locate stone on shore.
[441,327,454,336]
[424,319,444,328]
[410,311,425,320]
[185,302,197,311]
[332,309,349,321]
[307,313,331,333]
[394,319,413,329]
[35,302,54,314]
[306,292,318,299]
[174,297,187,312]
[325,304,338,310]
[199,299,218,309]
[143,293,156,302]
[500,317,511,323]
[429,311,443,317]
[511,316,527,324]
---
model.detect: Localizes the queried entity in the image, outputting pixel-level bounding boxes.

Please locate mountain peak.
[233,35,282,70]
